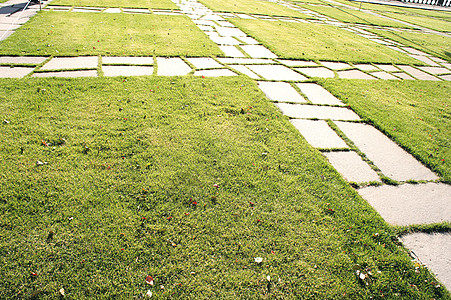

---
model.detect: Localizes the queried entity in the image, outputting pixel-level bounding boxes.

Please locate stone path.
[0,0,450,291]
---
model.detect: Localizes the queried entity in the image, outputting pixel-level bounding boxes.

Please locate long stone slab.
[358,183,451,225]
[229,65,260,79]
[215,26,246,37]
[275,103,360,120]
[295,67,335,78]
[291,119,348,148]
[210,36,241,45]
[320,61,351,70]
[102,56,153,65]
[240,45,278,58]
[246,65,307,81]
[397,65,439,81]
[337,69,375,80]
[41,56,98,70]
[400,233,451,290]
[0,66,33,78]
[370,71,399,80]
[102,66,153,77]
[0,56,47,65]
[258,81,306,103]
[334,121,438,181]
[187,57,222,69]
[324,151,380,182]
[156,57,191,76]
[296,83,344,106]
[218,58,273,64]
[193,69,236,77]
[33,70,97,78]
[218,45,246,58]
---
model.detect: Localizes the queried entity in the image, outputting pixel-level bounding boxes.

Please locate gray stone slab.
[324,151,380,182]
[229,65,259,79]
[236,36,259,45]
[354,64,379,71]
[187,57,222,69]
[358,183,451,225]
[258,81,306,103]
[210,36,241,45]
[103,66,153,76]
[103,7,122,13]
[275,103,360,121]
[122,8,150,14]
[429,57,447,63]
[41,56,98,70]
[296,83,344,106]
[156,57,191,76]
[236,13,255,19]
[194,69,236,77]
[401,232,451,290]
[218,46,245,58]
[278,60,317,67]
[334,121,438,181]
[370,71,399,80]
[102,56,153,65]
[393,72,415,80]
[402,47,429,56]
[418,66,450,75]
[218,58,273,64]
[291,119,348,148]
[337,70,375,79]
[0,56,47,65]
[216,21,234,27]
[295,67,335,78]
[376,64,398,72]
[440,74,451,81]
[409,55,439,66]
[240,45,277,59]
[0,66,33,78]
[246,65,307,81]
[33,70,97,78]
[397,65,440,81]
[215,27,246,37]
[320,61,351,70]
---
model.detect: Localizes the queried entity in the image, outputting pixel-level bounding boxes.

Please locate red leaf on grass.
[146,275,154,285]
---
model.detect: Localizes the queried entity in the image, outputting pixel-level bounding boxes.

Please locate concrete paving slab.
[354,64,379,71]
[236,13,255,19]
[229,65,259,79]
[210,36,241,45]
[103,8,122,13]
[409,55,439,66]
[236,36,259,45]
[295,67,335,78]
[33,70,97,78]
[240,45,278,58]
[291,119,348,148]
[216,21,234,27]
[72,8,101,13]
[275,103,360,120]
[376,64,398,72]
[320,61,351,70]
[0,56,47,65]
[358,183,451,225]
[193,20,216,26]
[218,58,273,64]
[442,63,451,70]
[215,27,246,37]
[200,14,224,21]
[418,66,450,75]
[370,71,399,80]
[0,30,13,41]
[122,8,150,14]
[246,65,307,81]
[187,57,222,69]
[197,25,214,31]
[218,46,246,58]
[337,69,375,79]
[0,24,20,30]
[393,72,415,80]
[440,74,451,81]
[102,56,153,65]
[429,57,447,63]
[102,66,153,76]
[156,57,191,76]
[258,81,306,103]
[334,121,438,181]
[402,47,429,56]
[278,60,317,67]
[400,232,451,290]
[0,66,33,78]
[296,83,344,106]
[41,56,98,70]
[194,69,236,77]
[397,65,440,81]
[324,151,381,182]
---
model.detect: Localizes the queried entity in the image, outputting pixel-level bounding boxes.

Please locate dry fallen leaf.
[145,275,154,285]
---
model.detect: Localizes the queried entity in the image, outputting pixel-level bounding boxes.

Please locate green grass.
[198,0,310,18]
[0,11,222,57]
[369,28,451,62]
[0,76,449,299]
[50,0,179,9]
[383,12,451,32]
[230,19,420,64]
[320,79,451,183]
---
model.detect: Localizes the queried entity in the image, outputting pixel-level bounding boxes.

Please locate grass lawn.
[230,19,420,64]
[0,76,448,299]
[320,79,451,183]
[383,12,451,32]
[370,28,451,62]
[0,11,222,57]
[198,0,310,18]
[50,0,179,9]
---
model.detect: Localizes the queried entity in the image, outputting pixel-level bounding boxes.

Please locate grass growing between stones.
[50,0,178,9]
[230,19,420,64]
[198,0,309,18]
[0,11,222,57]
[0,76,449,299]
[320,79,451,183]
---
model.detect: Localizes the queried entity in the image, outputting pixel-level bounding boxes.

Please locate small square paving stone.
[296,83,344,106]
[278,60,317,67]
[275,103,360,121]
[103,66,153,77]
[354,64,379,71]
[41,57,98,70]
[0,56,47,65]
[393,72,415,80]
[258,81,306,103]
[324,151,380,182]
[229,65,259,79]
[102,57,153,65]
[397,65,439,81]
[418,66,450,75]
[320,61,351,70]
[194,69,236,77]
[240,45,278,59]
[295,67,335,78]
[156,57,191,76]
[0,66,33,78]
[218,58,273,64]
[400,232,451,290]
[409,55,439,66]
[33,70,97,78]
[370,71,399,80]
[337,70,375,80]
[218,46,246,58]
[375,64,398,72]
[187,58,222,69]
[291,119,348,148]
[246,65,307,81]
[215,27,246,37]
[334,121,439,182]
[358,183,451,226]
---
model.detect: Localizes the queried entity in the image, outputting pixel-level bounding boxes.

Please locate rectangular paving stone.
[218,58,273,64]
[156,57,191,76]
[33,70,97,78]
[258,81,306,103]
[122,8,150,14]
[358,183,451,225]
[240,45,277,58]
[291,119,348,148]
[210,36,241,45]
[0,24,20,30]
[229,65,259,79]
[397,65,440,81]
[0,56,47,65]
[370,71,399,80]
[393,72,415,80]
[103,66,153,76]
[103,8,122,13]
[278,60,317,67]
[440,74,451,81]
[236,36,259,45]
[295,67,335,78]
[354,64,379,71]
[235,13,255,19]
[409,55,439,66]
[193,20,216,26]
[418,66,450,75]
[41,56,98,70]
[187,57,222,69]
[402,47,429,56]
[376,64,398,72]
[215,27,246,37]
[320,61,351,70]
[218,46,246,58]
[296,83,344,106]
[0,30,13,41]
[194,69,236,77]
[0,66,33,78]
[337,70,375,79]
[246,65,307,81]
[102,56,153,65]
[334,121,438,181]
[324,151,380,182]
[275,103,360,121]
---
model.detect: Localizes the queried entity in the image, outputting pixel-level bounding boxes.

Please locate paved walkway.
[1,0,450,291]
